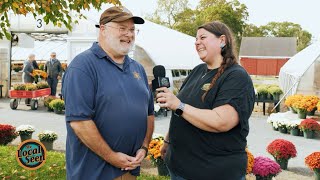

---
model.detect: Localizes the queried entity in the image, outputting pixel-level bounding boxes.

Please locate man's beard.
[105,34,134,55]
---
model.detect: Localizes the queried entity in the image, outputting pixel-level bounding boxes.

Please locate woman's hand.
[156,87,180,110]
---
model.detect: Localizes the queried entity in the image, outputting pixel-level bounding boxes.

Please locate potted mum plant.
[16,124,35,142]
[285,94,304,113]
[38,130,58,150]
[268,86,283,101]
[286,121,301,136]
[44,96,57,111]
[147,136,169,176]
[299,119,320,139]
[49,99,65,114]
[256,86,269,100]
[267,139,297,170]
[252,156,281,180]
[246,148,254,175]
[277,121,287,134]
[305,152,320,180]
[0,124,18,145]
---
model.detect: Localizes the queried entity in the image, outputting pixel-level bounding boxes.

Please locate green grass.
[0,145,66,180]
[138,174,170,180]
[0,146,169,180]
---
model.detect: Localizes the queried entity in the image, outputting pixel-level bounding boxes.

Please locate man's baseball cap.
[95,6,144,28]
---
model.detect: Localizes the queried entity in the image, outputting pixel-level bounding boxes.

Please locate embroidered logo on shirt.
[133,71,141,80]
[201,83,211,91]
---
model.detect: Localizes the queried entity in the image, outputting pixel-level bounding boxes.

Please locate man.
[45,52,62,96]
[62,6,154,180]
[22,54,35,83]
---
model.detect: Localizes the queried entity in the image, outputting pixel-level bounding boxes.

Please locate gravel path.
[0,98,318,179]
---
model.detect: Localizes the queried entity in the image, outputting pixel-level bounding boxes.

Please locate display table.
[255,99,280,115]
[267,111,320,125]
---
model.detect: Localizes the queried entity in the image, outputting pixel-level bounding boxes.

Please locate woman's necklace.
[201,69,213,79]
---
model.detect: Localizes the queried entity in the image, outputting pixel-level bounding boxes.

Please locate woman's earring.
[220,43,225,49]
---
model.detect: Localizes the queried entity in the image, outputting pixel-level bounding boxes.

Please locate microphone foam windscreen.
[153,65,166,78]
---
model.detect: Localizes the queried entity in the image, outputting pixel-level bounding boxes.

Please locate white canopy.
[279,41,320,96]
[135,20,202,70]
[11,40,67,61]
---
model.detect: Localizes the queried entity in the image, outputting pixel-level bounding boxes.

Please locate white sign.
[35,16,44,31]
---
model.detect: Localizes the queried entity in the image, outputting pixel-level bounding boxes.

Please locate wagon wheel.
[10,99,18,110]
[30,99,38,110]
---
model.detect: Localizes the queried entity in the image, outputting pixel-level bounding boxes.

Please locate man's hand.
[106,152,140,171]
[160,143,168,160]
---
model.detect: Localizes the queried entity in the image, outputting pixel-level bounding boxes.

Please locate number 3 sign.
[35,16,44,31]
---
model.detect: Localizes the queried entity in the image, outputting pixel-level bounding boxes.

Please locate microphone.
[152,65,170,92]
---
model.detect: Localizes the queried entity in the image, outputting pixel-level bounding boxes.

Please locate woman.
[157,21,255,180]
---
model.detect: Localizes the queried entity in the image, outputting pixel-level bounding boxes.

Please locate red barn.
[239,37,297,76]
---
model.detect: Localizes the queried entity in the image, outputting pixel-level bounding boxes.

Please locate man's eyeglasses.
[104,25,139,36]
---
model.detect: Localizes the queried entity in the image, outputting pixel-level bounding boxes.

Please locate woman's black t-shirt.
[165,63,255,180]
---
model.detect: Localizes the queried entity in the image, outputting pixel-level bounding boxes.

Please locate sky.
[120,0,320,40]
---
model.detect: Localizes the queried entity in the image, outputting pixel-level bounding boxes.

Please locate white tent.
[135,20,201,70]
[279,41,320,96]
[11,40,67,61]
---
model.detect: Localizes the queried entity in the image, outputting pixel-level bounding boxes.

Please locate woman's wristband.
[164,140,170,144]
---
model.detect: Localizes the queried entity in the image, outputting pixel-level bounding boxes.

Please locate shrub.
[16,125,35,136]
[305,152,320,170]
[252,156,281,178]
[147,136,164,166]
[256,85,268,95]
[299,119,320,132]
[0,124,18,145]
[25,83,38,91]
[44,96,57,107]
[49,99,65,111]
[13,84,26,90]
[267,139,297,161]
[246,148,254,174]
[38,130,58,142]
[36,81,50,89]
[39,64,45,71]
[268,86,283,95]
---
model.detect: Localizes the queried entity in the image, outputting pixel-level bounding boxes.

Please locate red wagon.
[9,88,51,110]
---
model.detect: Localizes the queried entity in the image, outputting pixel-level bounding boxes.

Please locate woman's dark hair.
[198,21,238,101]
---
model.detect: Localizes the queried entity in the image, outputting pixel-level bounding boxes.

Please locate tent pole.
[270,79,300,113]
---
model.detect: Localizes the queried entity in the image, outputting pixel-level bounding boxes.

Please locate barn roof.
[239,37,297,58]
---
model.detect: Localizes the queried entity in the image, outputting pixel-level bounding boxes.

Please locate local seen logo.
[16,140,47,170]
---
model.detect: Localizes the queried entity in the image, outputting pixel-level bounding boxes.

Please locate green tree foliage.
[0,0,121,39]
[263,22,311,51]
[244,21,312,51]
[146,0,189,28]
[147,0,248,48]
[242,24,266,37]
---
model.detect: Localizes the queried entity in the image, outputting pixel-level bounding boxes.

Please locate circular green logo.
[16,140,46,170]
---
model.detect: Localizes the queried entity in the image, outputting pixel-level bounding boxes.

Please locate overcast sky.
[120,0,320,40]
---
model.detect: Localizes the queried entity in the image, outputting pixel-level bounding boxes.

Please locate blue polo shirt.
[62,42,154,180]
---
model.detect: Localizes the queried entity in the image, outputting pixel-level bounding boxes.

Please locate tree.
[195,0,248,45]
[147,0,248,48]
[242,24,266,37]
[0,0,121,39]
[146,0,189,28]
[262,22,311,51]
